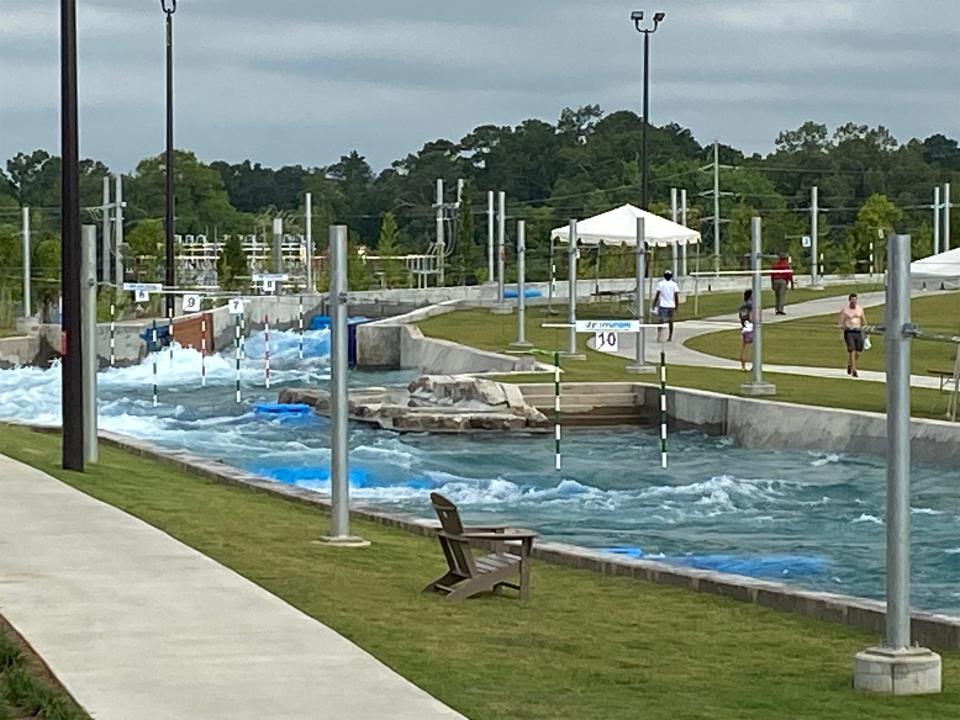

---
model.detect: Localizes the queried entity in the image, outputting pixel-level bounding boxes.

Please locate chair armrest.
[461,531,538,541]
[462,526,511,533]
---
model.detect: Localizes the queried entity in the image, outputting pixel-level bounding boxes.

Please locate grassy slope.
[686,293,960,375]
[418,307,950,419]
[1,424,958,720]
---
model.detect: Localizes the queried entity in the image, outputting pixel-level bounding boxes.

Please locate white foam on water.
[852,513,883,525]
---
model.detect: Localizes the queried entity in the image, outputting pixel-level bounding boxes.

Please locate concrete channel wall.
[81,428,960,651]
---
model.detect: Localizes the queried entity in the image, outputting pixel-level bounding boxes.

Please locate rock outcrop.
[278,375,550,433]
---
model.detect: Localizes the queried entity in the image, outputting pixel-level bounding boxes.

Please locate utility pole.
[565,219,583,358]
[162,0,177,316]
[626,216,653,374]
[739,217,776,397]
[22,207,31,319]
[101,176,111,282]
[670,187,678,277]
[305,192,313,291]
[81,225,98,464]
[811,185,821,288]
[487,191,495,283]
[272,217,283,274]
[945,182,952,252]
[510,220,532,349]
[61,0,84,471]
[933,186,941,256]
[497,190,506,304]
[700,140,732,275]
[114,175,124,287]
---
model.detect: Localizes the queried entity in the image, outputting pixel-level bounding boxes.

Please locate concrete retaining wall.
[76,427,960,651]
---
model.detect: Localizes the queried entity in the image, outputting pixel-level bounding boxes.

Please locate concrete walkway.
[615,289,953,390]
[0,454,465,720]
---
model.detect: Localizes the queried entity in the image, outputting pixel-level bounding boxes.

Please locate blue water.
[1,327,958,613]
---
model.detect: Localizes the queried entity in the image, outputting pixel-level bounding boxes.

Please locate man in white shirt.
[652,270,681,342]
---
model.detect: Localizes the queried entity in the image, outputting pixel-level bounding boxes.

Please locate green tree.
[376,211,406,287]
[125,219,164,281]
[217,234,248,289]
[850,194,902,273]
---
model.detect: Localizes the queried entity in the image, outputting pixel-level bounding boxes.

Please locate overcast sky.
[2,0,958,174]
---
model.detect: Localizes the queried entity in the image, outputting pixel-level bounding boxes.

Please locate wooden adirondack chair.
[423,492,537,602]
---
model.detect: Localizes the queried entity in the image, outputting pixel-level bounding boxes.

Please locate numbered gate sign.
[801,235,812,248]
[182,294,201,313]
[228,298,245,315]
[134,289,150,303]
[595,330,619,354]
[263,278,276,293]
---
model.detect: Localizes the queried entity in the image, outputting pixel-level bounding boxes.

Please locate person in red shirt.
[771,253,794,315]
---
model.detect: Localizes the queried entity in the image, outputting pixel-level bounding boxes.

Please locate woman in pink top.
[838,293,867,377]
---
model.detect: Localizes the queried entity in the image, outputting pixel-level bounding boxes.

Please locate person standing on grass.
[653,270,681,342]
[838,293,867,378]
[771,253,794,315]
[738,289,755,371]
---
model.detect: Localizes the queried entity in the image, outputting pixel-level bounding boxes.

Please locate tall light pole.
[631,10,665,210]
[161,0,177,316]
[61,0,84,471]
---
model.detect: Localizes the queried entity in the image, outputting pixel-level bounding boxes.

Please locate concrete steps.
[518,383,645,426]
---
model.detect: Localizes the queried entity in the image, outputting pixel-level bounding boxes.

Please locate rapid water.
[1,328,958,614]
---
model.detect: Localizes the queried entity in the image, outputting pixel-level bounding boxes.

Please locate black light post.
[60,0,84,471]
[631,10,665,211]
[162,0,176,315]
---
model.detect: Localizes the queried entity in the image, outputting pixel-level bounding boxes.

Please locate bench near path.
[0,454,465,720]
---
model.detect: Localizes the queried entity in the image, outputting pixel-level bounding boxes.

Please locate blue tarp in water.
[602,547,828,578]
[253,402,314,415]
[504,288,543,299]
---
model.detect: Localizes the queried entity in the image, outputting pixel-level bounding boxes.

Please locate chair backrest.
[430,492,476,578]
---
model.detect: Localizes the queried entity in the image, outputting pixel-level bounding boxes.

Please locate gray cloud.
[1,0,958,174]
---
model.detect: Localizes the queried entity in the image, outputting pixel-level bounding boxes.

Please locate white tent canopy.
[911,247,960,280]
[550,204,701,248]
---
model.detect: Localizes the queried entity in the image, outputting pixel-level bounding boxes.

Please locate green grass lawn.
[2,424,959,720]
[686,293,960,376]
[570,281,883,321]
[418,308,952,419]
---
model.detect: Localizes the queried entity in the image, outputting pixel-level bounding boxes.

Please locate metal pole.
[81,225,98,463]
[497,190,506,303]
[435,178,444,267]
[627,217,651,372]
[713,140,720,275]
[511,221,532,348]
[164,5,175,317]
[329,224,351,539]
[22,207,31,318]
[811,185,820,287]
[547,234,555,313]
[566,219,579,356]
[61,0,84,471]
[945,182,952,252]
[487,190,495,282]
[101,176,110,282]
[115,175,124,287]
[885,233,912,649]
[670,187,678,277]
[641,31,649,209]
[680,188,688,277]
[272,217,283,274]
[305,192,314,291]
[751,217,763,385]
[933,186,941,256]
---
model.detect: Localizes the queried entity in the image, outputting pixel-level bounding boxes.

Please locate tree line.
[1,105,959,297]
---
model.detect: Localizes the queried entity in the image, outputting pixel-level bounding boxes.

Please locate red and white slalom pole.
[200,315,207,387]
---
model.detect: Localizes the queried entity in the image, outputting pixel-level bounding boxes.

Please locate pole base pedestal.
[313,536,371,548]
[739,382,777,397]
[853,646,942,695]
[490,303,513,315]
[624,364,656,374]
[509,341,534,349]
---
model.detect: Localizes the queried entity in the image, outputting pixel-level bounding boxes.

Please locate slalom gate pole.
[234,314,241,403]
[298,295,304,360]
[659,348,668,469]
[554,350,562,471]
[240,311,246,360]
[109,303,115,367]
[168,305,174,368]
[264,315,271,389]
[200,315,207,387]
[151,320,158,408]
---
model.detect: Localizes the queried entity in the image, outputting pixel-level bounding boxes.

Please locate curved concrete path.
[0,454,465,720]
[614,290,952,390]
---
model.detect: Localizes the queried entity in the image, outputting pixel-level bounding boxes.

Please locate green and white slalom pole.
[234,314,242,404]
[659,348,668,469]
[554,350,562,471]
[151,320,159,408]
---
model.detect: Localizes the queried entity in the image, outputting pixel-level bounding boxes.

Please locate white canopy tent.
[550,204,700,247]
[910,247,960,282]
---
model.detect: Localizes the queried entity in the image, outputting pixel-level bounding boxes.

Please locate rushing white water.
[1,327,959,613]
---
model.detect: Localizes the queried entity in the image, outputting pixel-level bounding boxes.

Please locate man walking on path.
[838,293,867,378]
[653,270,681,342]
[771,253,794,315]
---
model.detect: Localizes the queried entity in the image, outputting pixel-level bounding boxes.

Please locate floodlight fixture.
[161,0,177,14]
